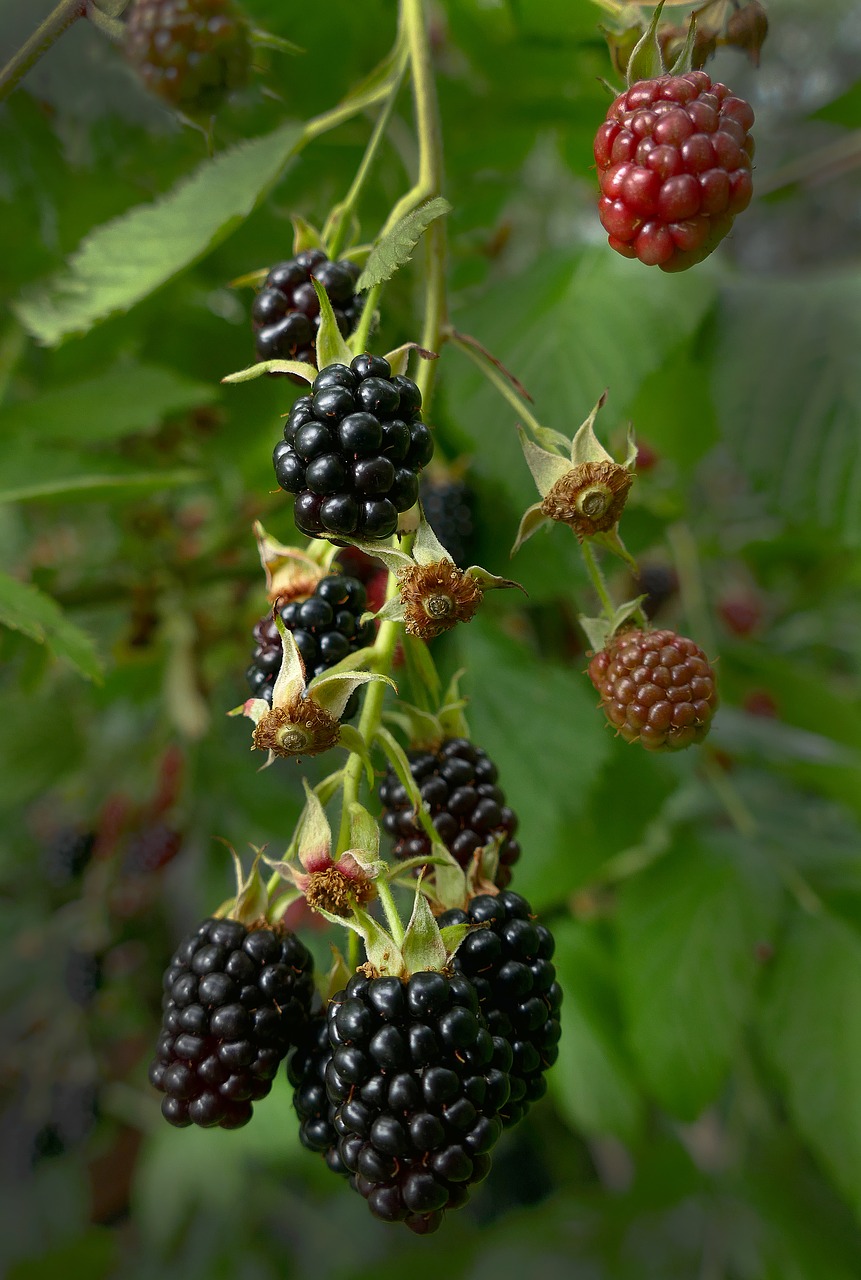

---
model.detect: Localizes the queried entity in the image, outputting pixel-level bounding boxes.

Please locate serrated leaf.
[2,362,217,445]
[356,197,452,292]
[15,120,303,345]
[0,572,102,681]
[761,911,861,1223]
[617,832,778,1120]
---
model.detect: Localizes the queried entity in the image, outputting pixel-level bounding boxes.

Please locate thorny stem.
[0,0,85,104]
[580,540,616,621]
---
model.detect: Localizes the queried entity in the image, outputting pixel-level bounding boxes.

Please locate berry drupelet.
[149,917,315,1129]
[253,250,362,369]
[594,71,755,270]
[378,738,520,889]
[437,892,562,1128]
[588,627,718,750]
[274,356,434,541]
[246,574,375,706]
[124,0,250,113]
[419,476,475,569]
[288,1010,346,1177]
[324,970,513,1233]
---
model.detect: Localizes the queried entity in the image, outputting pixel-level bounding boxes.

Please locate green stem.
[375,877,406,947]
[580,539,616,620]
[347,929,360,969]
[667,520,717,656]
[326,54,408,260]
[448,330,547,440]
[0,0,85,103]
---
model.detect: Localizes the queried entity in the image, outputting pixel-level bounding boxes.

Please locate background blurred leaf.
[0,572,101,680]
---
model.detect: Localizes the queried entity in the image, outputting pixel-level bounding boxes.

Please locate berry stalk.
[0,0,86,104]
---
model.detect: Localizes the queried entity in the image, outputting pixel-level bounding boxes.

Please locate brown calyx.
[251,697,341,759]
[398,561,483,640]
[540,460,633,540]
[304,866,376,918]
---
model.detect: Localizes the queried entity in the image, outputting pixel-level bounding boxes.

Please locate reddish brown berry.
[588,628,718,750]
[124,0,250,113]
[594,71,755,271]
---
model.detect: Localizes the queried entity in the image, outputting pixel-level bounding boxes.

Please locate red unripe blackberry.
[594,71,755,271]
[124,0,250,113]
[324,970,513,1233]
[588,627,718,750]
[437,891,562,1128]
[149,917,315,1129]
[253,251,363,369]
[274,357,433,541]
[378,737,521,889]
[246,574,375,706]
[419,475,475,569]
[123,823,183,875]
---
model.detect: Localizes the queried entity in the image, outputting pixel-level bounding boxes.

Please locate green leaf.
[0,572,102,681]
[3,362,217,445]
[457,619,611,909]
[356,197,452,292]
[551,919,644,1142]
[713,271,861,546]
[761,911,861,1223]
[0,459,202,504]
[14,120,303,346]
[616,832,778,1119]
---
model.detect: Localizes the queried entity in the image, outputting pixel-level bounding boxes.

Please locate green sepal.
[297,779,332,869]
[323,947,353,1000]
[668,15,698,75]
[591,526,638,571]
[569,392,612,466]
[222,359,316,385]
[401,633,442,705]
[292,215,325,255]
[348,802,382,864]
[271,617,307,705]
[381,706,443,751]
[226,846,269,926]
[626,0,666,85]
[338,723,375,786]
[511,502,550,557]
[312,279,353,371]
[401,883,447,975]
[466,565,526,597]
[437,670,470,740]
[353,905,405,975]
[249,28,304,54]
[579,595,647,654]
[413,505,452,566]
[335,536,413,575]
[383,342,438,377]
[366,596,407,626]
[268,889,302,923]
[439,922,474,960]
[518,430,570,498]
[309,669,396,721]
[228,267,269,289]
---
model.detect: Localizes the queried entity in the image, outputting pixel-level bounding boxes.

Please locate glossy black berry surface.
[378,737,521,888]
[288,1011,346,1176]
[253,251,362,369]
[324,970,511,1233]
[246,573,375,706]
[149,918,315,1130]
[437,892,562,1128]
[274,359,432,540]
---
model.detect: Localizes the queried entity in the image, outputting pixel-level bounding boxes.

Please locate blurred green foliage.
[2,0,861,1274]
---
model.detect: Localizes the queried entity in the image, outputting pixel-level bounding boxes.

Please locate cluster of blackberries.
[149,918,315,1129]
[378,737,521,888]
[252,250,363,368]
[287,890,560,1233]
[247,574,375,706]
[420,476,475,568]
[274,357,433,540]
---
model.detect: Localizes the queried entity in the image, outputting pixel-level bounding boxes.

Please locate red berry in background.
[594,71,755,271]
[588,627,718,750]
[743,689,778,718]
[718,592,763,636]
[124,0,250,114]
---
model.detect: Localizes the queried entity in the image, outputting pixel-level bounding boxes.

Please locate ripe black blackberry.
[31,1082,100,1165]
[42,828,96,887]
[253,250,362,369]
[287,1010,346,1177]
[246,573,376,706]
[274,356,434,541]
[149,917,315,1129]
[325,970,512,1233]
[124,0,250,113]
[420,475,475,568]
[437,892,562,1129]
[378,738,520,889]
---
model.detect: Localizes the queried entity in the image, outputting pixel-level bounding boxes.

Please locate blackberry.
[124,0,250,113]
[253,251,362,369]
[378,738,520,889]
[31,1082,100,1164]
[64,948,104,1008]
[437,891,562,1129]
[274,357,433,541]
[594,71,755,270]
[287,1010,346,1178]
[587,627,718,750]
[420,476,475,568]
[634,563,678,619]
[42,828,96,887]
[325,970,512,1233]
[246,573,376,706]
[149,917,315,1129]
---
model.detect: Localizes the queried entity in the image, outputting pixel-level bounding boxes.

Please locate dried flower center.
[276,725,311,753]
[540,460,633,541]
[398,561,484,641]
[425,594,455,618]
[251,699,341,759]
[577,484,613,519]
